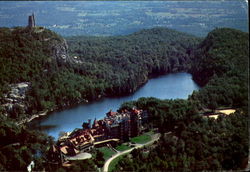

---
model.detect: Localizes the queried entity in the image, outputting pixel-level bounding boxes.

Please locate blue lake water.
[31,72,199,139]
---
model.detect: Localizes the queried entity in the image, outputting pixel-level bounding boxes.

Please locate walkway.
[94,139,120,145]
[102,133,160,172]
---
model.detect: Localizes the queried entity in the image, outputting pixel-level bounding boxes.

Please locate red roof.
[132,109,140,114]
[107,111,117,117]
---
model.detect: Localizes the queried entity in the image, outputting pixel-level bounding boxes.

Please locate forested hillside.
[0,27,64,170]
[0,27,248,171]
[66,27,200,95]
[0,115,54,171]
[115,28,249,171]
[118,98,248,171]
[0,27,199,121]
[0,26,73,119]
[189,28,249,110]
[0,26,68,85]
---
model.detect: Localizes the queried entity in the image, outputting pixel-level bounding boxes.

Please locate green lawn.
[145,130,154,136]
[97,147,116,160]
[115,144,131,151]
[130,133,151,144]
[108,154,127,172]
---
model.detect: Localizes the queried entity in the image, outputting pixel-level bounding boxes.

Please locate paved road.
[102,133,160,172]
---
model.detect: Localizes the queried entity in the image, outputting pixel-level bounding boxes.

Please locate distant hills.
[0,1,248,37]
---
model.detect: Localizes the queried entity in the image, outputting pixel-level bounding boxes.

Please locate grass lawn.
[146,130,154,136]
[97,147,116,160]
[130,133,151,144]
[115,144,131,151]
[108,154,127,172]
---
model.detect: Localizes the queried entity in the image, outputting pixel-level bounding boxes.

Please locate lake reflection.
[31,72,199,139]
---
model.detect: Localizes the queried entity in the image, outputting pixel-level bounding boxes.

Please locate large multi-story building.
[56,108,147,157]
[104,108,142,141]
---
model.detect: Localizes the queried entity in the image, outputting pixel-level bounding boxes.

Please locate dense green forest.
[66,27,200,95]
[117,98,248,171]
[0,115,54,171]
[114,28,249,171]
[0,27,200,120]
[189,28,248,111]
[0,26,248,171]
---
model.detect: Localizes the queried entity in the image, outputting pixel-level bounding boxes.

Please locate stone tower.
[28,13,35,27]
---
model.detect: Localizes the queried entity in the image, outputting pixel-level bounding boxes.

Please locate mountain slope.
[0,27,248,121]
[114,28,249,172]
[0,26,248,171]
[0,27,200,120]
[66,27,200,95]
[189,28,249,109]
[0,26,68,85]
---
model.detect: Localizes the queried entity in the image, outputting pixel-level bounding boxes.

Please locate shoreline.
[16,110,49,125]
[17,71,192,127]
[16,98,90,126]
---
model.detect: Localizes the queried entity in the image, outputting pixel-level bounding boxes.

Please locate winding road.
[102,133,160,172]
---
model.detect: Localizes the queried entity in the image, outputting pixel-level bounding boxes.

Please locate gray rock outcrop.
[51,38,71,63]
[1,82,30,117]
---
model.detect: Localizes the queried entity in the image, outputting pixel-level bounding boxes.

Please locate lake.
[30,72,199,139]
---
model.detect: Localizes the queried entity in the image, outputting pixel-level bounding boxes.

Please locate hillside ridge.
[0,26,248,171]
[0,26,248,122]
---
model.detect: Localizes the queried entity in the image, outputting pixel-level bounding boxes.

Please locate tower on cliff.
[28,13,36,27]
